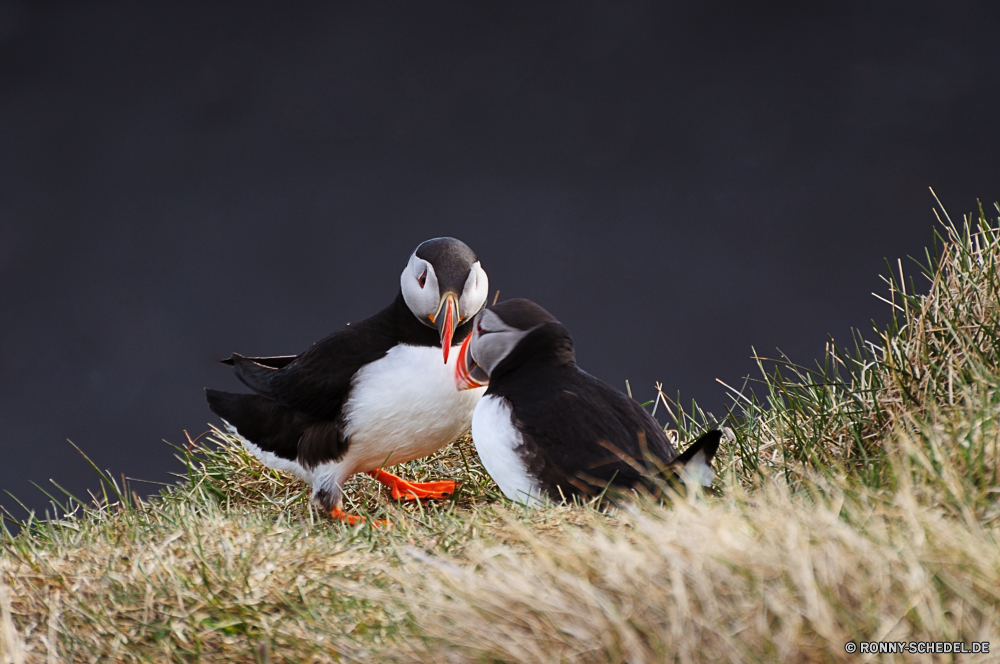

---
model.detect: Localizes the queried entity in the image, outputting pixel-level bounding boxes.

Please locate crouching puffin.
[206,237,489,523]
[454,298,720,505]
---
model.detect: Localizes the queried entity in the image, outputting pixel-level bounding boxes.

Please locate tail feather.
[205,388,302,462]
[227,354,282,397]
[675,430,721,487]
[220,354,298,369]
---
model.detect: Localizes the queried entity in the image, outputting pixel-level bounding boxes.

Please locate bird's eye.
[477,320,484,334]
[418,272,426,288]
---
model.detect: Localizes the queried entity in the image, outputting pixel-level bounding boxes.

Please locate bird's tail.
[219,353,297,369]
[674,429,721,487]
[205,389,303,462]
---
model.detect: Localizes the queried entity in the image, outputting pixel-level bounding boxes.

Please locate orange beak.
[432,292,460,363]
[455,331,489,390]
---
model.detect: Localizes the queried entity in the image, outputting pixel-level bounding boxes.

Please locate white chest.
[471,395,544,506]
[340,343,485,471]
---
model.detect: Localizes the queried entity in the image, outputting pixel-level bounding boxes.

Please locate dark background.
[1,1,998,519]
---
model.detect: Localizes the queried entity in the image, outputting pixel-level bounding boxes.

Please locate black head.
[414,238,479,293]
[488,298,558,331]
[400,237,489,362]
[455,298,573,389]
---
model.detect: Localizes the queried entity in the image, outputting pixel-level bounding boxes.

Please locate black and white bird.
[454,298,719,505]
[206,237,489,523]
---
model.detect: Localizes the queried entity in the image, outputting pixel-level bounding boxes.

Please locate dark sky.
[1,1,998,518]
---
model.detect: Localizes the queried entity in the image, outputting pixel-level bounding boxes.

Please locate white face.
[459,261,489,322]
[469,309,532,376]
[400,251,489,325]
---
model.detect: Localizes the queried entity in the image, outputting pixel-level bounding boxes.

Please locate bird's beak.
[454,331,489,390]
[432,292,460,363]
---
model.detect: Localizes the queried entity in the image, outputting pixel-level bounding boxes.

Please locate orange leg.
[368,469,458,501]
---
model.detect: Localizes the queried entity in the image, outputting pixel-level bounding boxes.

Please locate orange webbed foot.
[329,507,364,525]
[328,507,392,528]
[368,469,458,501]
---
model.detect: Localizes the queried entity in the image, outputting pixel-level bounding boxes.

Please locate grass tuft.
[720,199,1000,514]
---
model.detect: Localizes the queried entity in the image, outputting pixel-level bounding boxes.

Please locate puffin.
[206,237,489,523]
[454,298,720,505]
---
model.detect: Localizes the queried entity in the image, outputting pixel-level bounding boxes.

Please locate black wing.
[498,367,679,499]
[217,294,441,422]
[229,320,399,421]
[208,294,450,465]
[206,302,403,466]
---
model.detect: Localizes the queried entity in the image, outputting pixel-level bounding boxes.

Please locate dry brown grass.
[0,435,604,662]
[383,482,1000,663]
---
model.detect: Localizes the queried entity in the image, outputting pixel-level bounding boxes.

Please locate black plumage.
[205,237,490,518]
[494,325,677,493]
[459,298,719,502]
[207,293,472,468]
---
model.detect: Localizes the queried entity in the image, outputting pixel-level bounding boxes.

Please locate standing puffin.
[206,237,489,523]
[454,298,719,505]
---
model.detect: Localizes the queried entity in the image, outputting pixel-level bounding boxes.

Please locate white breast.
[471,395,545,506]
[339,343,486,473]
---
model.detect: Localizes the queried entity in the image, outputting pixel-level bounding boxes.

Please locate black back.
[486,322,681,499]
[206,292,475,467]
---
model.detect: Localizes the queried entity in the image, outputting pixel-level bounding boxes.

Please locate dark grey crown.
[489,298,558,331]
[415,237,479,289]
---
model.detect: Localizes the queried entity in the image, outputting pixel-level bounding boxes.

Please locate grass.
[2,198,1000,662]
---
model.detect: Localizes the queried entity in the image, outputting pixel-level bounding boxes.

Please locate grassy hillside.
[2,201,999,663]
